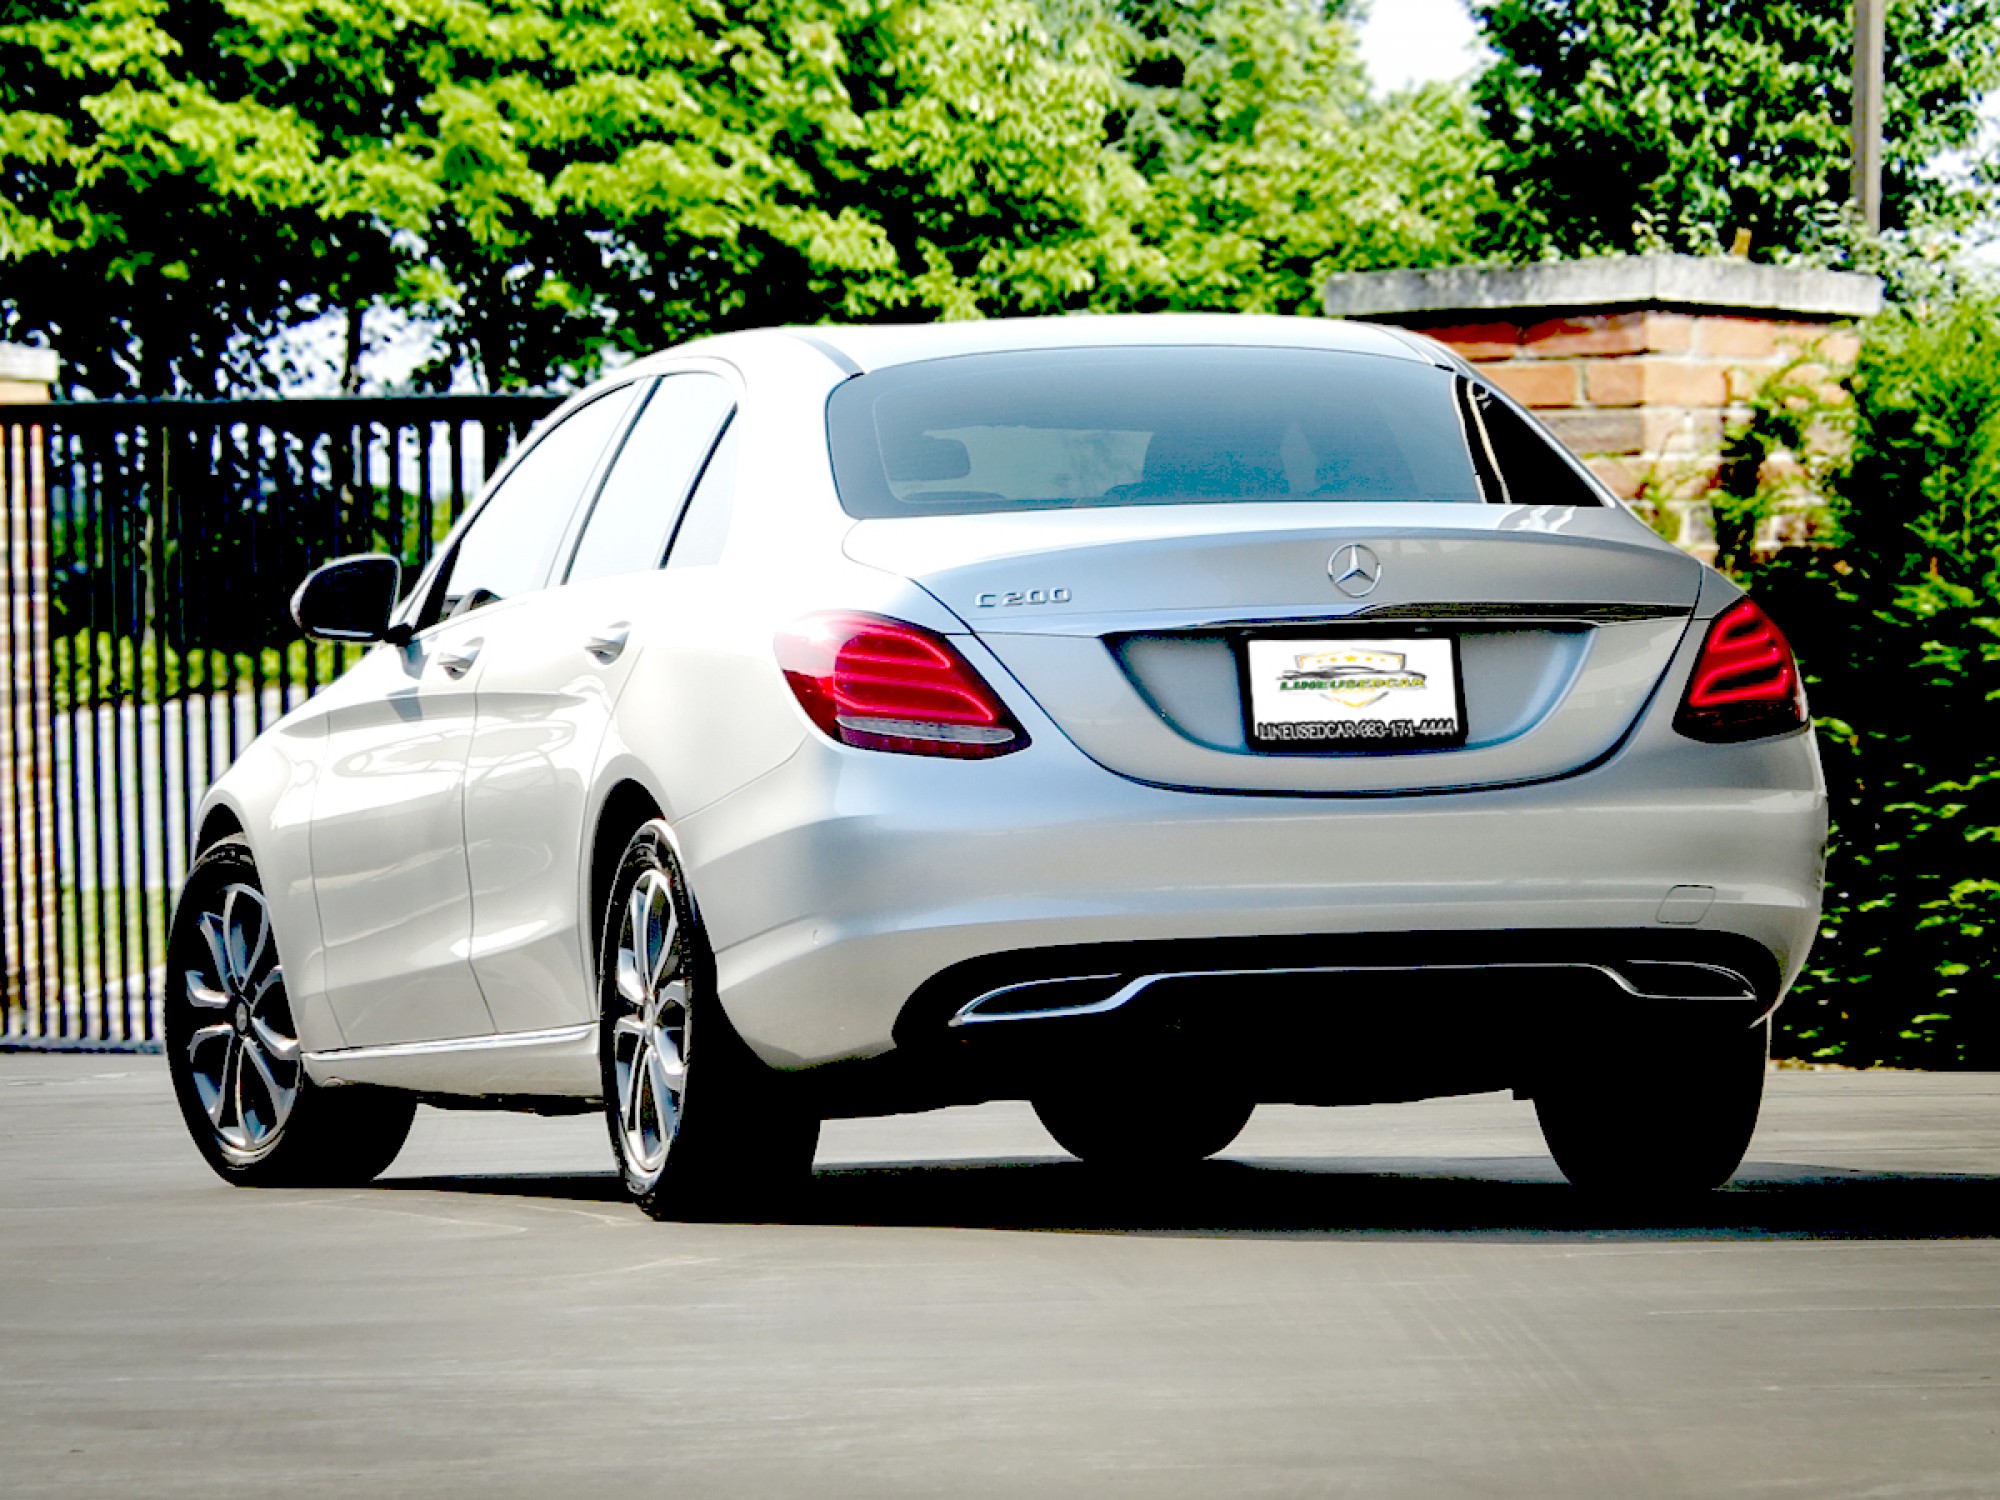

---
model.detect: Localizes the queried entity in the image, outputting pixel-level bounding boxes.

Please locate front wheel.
[1535,1015,1770,1194]
[599,821,818,1220]
[165,837,415,1186]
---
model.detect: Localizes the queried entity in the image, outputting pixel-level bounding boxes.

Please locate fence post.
[1,344,58,1029]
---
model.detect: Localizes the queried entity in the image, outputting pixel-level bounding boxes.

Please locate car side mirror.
[290,554,404,643]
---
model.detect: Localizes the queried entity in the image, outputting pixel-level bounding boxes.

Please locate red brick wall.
[1389,310,1858,555]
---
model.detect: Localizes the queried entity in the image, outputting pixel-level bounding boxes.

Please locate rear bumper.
[804,928,1779,1116]
[676,701,1826,1081]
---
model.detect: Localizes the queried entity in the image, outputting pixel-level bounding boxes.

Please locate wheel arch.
[182,741,331,1050]
[587,779,666,978]
[193,802,246,856]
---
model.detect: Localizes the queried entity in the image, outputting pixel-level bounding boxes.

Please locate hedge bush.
[1746,296,2000,1067]
[49,631,368,713]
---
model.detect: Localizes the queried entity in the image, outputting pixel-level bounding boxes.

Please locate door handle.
[584,623,631,664]
[437,640,482,678]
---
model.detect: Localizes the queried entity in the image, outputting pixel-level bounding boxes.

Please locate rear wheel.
[1535,1015,1769,1194]
[599,821,819,1220]
[1033,1083,1255,1170]
[165,837,415,1186]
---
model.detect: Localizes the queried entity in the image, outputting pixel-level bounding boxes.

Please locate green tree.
[0,0,333,394]
[1469,0,2000,261]
[562,0,1158,340]
[1109,0,1499,313]
[1749,297,2000,1065]
[1,0,935,391]
[3,0,1494,394]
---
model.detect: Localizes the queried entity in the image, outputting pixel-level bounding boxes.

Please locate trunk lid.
[843,502,1702,794]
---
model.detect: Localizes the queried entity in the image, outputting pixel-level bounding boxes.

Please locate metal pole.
[1852,0,1886,232]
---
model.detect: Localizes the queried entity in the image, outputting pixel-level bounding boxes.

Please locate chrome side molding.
[304,1023,600,1096]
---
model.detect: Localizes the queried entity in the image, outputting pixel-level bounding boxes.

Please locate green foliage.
[0,0,335,393]
[1743,298,2000,1066]
[1108,0,1500,314]
[1469,0,2000,261]
[51,629,367,710]
[1711,348,1852,572]
[0,0,1493,394]
[57,882,170,989]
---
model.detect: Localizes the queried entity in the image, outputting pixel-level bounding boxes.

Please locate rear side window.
[826,346,1604,517]
[665,423,738,569]
[1463,384,1606,509]
[566,372,735,584]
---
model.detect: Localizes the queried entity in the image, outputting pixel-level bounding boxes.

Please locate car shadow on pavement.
[380,1170,630,1204]
[378,1156,2000,1241]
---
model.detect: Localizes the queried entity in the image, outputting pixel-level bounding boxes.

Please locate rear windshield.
[826,346,1604,517]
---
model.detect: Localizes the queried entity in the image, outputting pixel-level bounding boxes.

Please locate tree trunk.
[340,303,365,395]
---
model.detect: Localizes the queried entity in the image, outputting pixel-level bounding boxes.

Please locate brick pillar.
[1,344,58,1030]
[1322,255,1881,558]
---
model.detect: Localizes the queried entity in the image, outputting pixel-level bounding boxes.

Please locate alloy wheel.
[181,884,302,1157]
[610,869,689,1178]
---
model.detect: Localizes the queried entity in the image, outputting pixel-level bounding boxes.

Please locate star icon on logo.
[1328,543,1383,598]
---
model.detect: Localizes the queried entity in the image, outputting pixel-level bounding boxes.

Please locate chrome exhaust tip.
[947,958,1759,1028]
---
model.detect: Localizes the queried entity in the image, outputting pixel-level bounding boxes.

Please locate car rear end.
[689,326,1825,1123]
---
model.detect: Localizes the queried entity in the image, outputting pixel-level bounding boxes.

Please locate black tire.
[1535,1015,1770,1194]
[165,837,415,1187]
[598,821,819,1220]
[1033,1082,1255,1169]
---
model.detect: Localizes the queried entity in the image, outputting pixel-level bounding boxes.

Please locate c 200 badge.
[975,588,1071,608]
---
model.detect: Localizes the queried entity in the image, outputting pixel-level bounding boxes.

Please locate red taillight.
[1673,597,1807,742]
[774,613,1029,759]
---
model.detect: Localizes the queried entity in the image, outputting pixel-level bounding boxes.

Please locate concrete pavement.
[1,1056,1996,1498]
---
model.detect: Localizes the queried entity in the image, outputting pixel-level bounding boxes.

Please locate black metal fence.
[1,394,558,1046]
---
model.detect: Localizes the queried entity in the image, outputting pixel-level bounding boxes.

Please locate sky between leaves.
[1356,0,1487,93]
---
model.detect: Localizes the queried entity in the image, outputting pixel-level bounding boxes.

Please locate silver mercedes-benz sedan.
[167,314,1825,1215]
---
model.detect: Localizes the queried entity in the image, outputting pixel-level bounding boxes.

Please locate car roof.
[629,313,1447,379]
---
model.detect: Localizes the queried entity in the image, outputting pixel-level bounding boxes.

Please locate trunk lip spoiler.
[960,601,1690,637]
[1322,600,1681,624]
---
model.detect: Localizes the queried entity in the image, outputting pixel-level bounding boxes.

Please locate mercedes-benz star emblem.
[1329,543,1383,598]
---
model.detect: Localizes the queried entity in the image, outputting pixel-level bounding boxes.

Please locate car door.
[459,370,738,1035]
[307,384,640,1047]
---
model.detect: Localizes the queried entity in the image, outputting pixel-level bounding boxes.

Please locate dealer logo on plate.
[1280,648,1429,710]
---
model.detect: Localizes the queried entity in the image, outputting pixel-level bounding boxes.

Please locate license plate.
[1245,636,1466,750]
